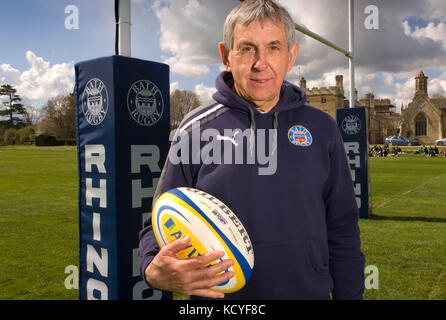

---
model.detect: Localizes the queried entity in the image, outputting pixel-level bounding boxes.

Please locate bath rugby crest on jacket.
[288,125,312,147]
[152,187,254,293]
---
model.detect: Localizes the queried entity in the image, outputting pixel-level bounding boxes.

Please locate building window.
[321,97,327,103]
[415,113,427,136]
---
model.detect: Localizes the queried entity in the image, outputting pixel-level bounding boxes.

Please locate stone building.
[300,70,446,144]
[358,94,400,144]
[400,70,446,144]
[300,75,346,119]
[300,74,400,144]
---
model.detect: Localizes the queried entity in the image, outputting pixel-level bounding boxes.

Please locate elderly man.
[139,0,365,300]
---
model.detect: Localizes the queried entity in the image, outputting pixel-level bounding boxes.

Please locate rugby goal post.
[289,0,371,218]
[76,0,172,299]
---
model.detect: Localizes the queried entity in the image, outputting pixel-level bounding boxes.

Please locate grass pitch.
[361,150,446,299]
[0,145,444,299]
[0,145,78,299]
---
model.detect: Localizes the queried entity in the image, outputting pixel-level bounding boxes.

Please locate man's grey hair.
[223,0,296,51]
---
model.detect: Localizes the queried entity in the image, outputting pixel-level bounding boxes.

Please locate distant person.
[427,147,436,157]
[383,145,389,157]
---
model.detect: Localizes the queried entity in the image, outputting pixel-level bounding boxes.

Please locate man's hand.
[145,236,235,299]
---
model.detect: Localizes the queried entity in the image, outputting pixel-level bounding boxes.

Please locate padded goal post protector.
[336,107,372,219]
[75,55,172,300]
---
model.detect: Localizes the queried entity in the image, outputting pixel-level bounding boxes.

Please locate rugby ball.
[152,187,254,293]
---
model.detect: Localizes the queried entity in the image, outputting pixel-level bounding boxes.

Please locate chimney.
[335,75,344,96]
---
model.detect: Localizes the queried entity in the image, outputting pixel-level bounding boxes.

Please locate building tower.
[415,69,428,97]
[300,77,306,90]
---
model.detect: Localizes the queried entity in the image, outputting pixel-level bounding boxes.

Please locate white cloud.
[376,71,446,113]
[170,81,179,93]
[405,21,446,51]
[19,51,74,101]
[0,51,74,107]
[169,80,215,105]
[194,82,216,104]
[394,78,415,110]
[152,0,235,78]
[151,0,446,76]
[428,71,446,96]
[383,73,395,88]
[0,64,21,85]
[164,56,210,78]
[151,0,446,113]
[402,20,412,37]
[299,68,348,89]
[280,0,446,78]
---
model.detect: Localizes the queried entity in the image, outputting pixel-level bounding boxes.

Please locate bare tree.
[170,89,201,130]
[24,106,42,126]
[39,91,76,140]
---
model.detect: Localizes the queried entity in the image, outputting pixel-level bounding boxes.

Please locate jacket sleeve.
[324,124,365,300]
[138,132,197,283]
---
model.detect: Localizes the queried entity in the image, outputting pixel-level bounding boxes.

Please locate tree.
[3,128,19,145]
[24,106,42,126]
[0,84,28,128]
[18,126,36,144]
[39,91,76,140]
[170,89,201,130]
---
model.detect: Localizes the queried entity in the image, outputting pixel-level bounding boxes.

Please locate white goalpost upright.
[290,0,371,219]
[117,0,131,57]
[76,0,172,300]
[348,0,355,109]
[293,0,355,108]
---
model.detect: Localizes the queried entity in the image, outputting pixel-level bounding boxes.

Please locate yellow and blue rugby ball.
[152,187,254,293]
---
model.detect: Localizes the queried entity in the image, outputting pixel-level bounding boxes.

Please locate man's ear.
[287,42,299,72]
[218,42,231,72]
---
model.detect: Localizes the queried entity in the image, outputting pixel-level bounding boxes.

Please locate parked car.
[406,137,421,146]
[385,136,420,146]
[434,138,446,146]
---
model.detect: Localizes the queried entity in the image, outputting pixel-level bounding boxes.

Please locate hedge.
[35,135,65,146]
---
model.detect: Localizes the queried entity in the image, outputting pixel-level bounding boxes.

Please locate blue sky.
[0,1,114,69]
[1,0,446,112]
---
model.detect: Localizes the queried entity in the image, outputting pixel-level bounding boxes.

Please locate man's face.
[219,18,299,111]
